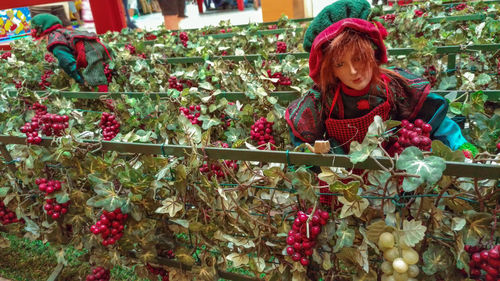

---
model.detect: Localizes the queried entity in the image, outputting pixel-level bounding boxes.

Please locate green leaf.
[23,217,40,238]
[329,180,360,202]
[396,147,446,192]
[198,81,213,90]
[333,221,355,252]
[451,217,466,231]
[197,115,221,130]
[349,115,385,164]
[54,192,70,204]
[431,140,465,162]
[0,187,9,197]
[422,243,452,275]
[475,73,491,86]
[438,75,457,90]
[400,219,427,247]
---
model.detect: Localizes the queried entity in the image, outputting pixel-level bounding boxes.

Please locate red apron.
[325,75,392,152]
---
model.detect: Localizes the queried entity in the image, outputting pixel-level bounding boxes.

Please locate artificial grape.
[407,264,419,278]
[392,271,408,281]
[384,247,399,262]
[402,248,419,265]
[381,261,394,274]
[392,258,409,273]
[379,232,395,249]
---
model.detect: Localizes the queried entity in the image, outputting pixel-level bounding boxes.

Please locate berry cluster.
[199,142,238,179]
[145,34,157,40]
[378,231,420,281]
[286,209,329,266]
[44,53,56,63]
[199,159,238,179]
[90,209,128,246]
[414,9,424,17]
[21,103,69,144]
[266,70,292,86]
[221,50,228,56]
[179,105,202,125]
[146,264,169,281]
[85,266,110,281]
[14,80,22,89]
[39,70,54,89]
[103,63,113,83]
[36,178,62,196]
[276,41,287,53]
[44,198,70,220]
[267,24,277,30]
[250,117,276,150]
[39,113,70,137]
[454,3,467,11]
[36,178,70,220]
[99,112,120,141]
[219,28,232,33]
[168,76,184,91]
[179,32,189,47]
[391,119,432,155]
[465,244,500,280]
[0,201,23,225]
[1,51,11,60]
[219,112,232,128]
[125,44,136,55]
[423,65,437,87]
[380,14,396,23]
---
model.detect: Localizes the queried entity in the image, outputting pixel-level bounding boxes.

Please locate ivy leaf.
[291,167,317,204]
[438,75,457,90]
[475,73,491,86]
[54,192,70,204]
[0,187,9,197]
[400,219,427,247]
[317,167,338,184]
[23,217,40,238]
[338,197,369,219]
[396,147,446,192]
[155,197,184,217]
[224,127,244,144]
[226,253,249,268]
[349,116,385,164]
[431,140,465,162]
[197,115,221,130]
[463,211,492,245]
[198,81,213,90]
[333,221,355,252]
[329,180,361,202]
[422,243,452,275]
[451,217,466,231]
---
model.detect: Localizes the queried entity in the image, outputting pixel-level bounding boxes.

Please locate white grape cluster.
[378,232,420,281]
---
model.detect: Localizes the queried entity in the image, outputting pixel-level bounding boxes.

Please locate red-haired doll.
[286,0,476,155]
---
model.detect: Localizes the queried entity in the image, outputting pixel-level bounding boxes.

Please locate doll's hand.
[305,140,331,154]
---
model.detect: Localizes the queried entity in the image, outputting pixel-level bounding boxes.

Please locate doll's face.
[332,51,372,91]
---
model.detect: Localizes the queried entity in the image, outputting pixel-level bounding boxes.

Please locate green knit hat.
[303,0,372,52]
[31,14,62,37]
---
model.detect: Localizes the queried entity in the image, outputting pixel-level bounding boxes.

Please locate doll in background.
[285,0,476,156]
[30,13,112,92]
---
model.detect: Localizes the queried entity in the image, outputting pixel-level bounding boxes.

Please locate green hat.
[30,14,62,38]
[303,0,372,52]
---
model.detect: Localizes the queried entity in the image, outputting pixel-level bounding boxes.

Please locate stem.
[305,201,318,239]
[473,177,485,212]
